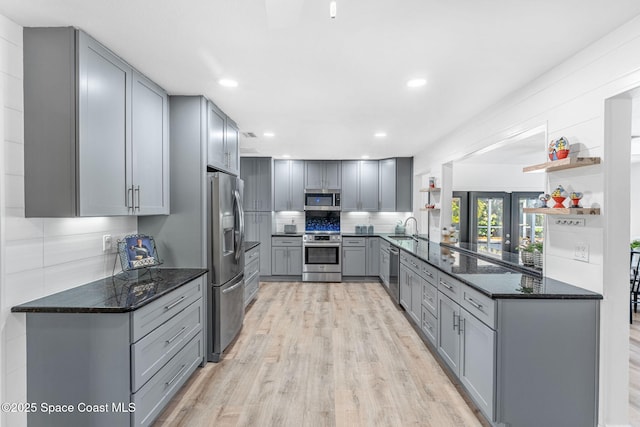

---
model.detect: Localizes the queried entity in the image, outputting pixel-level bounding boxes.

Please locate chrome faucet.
[404,216,419,236]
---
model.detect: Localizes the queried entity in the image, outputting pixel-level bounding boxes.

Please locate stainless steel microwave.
[304,191,341,211]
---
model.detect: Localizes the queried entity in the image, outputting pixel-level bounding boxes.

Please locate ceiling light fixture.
[263,132,275,137]
[282,154,291,158]
[361,155,370,159]
[406,78,427,88]
[329,0,337,19]
[218,78,238,88]
[374,132,387,138]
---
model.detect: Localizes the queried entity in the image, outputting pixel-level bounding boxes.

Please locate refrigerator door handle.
[234,189,245,261]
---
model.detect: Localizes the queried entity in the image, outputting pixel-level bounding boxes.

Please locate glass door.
[510,192,544,248]
[470,192,511,254]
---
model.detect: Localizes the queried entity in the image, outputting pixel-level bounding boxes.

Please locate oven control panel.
[303,234,342,243]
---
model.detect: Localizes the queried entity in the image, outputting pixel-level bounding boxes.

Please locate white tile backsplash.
[274,211,412,234]
[44,232,110,267]
[4,238,43,274]
[4,208,43,241]
[4,269,45,307]
[4,172,23,208]
[2,73,21,111]
[4,140,22,175]
[3,107,21,143]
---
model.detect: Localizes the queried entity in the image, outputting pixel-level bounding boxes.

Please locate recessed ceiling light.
[218,78,238,88]
[406,78,427,88]
[361,155,370,159]
[374,132,387,138]
[263,132,275,138]
[282,154,291,158]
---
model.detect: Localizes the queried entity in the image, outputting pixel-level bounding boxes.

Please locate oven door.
[303,244,341,273]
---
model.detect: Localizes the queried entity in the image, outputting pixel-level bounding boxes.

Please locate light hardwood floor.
[154,282,487,427]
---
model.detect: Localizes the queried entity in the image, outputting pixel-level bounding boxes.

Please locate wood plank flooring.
[154,282,486,427]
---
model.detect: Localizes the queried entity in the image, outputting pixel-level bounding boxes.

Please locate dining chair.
[630,250,640,323]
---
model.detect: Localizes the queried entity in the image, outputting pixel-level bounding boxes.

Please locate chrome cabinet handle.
[127,186,134,212]
[440,280,453,290]
[166,364,187,387]
[459,318,465,335]
[467,297,483,310]
[134,185,140,211]
[166,327,186,344]
[453,313,459,331]
[165,296,186,311]
[423,269,433,278]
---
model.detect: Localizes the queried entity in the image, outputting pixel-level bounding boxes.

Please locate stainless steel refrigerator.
[207,172,245,362]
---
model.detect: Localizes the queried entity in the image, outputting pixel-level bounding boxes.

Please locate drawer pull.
[467,297,483,310]
[166,364,187,387]
[165,296,186,311]
[166,327,187,345]
[440,280,453,291]
[422,269,433,278]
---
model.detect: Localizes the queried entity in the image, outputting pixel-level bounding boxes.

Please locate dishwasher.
[388,247,400,305]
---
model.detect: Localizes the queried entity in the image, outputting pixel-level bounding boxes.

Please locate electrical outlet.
[103,235,112,252]
[574,242,589,262]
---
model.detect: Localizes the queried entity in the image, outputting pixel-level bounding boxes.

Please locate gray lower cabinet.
[271,237,302,275]
[304,160,341,190]
[341,160,379,211]
[24,276,205,427]
[274,160,304,211]
[245,212,272,276]
[207,101,240,176]
[399,263,421,325]
[244,245,260,307]
[366,237,380,276]
[342,237,366,276]
[23,27,169,217]
[241,157,273,211]
[379,240,390,286]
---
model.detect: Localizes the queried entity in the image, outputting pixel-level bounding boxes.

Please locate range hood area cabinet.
[341,160,379,211]
[207,102,240,176]
[240,157,273,212]
[304,160,341,190]
[273,160,304,211]
[23,27,169,217]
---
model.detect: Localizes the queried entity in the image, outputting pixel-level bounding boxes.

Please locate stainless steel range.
[302,207,342,282]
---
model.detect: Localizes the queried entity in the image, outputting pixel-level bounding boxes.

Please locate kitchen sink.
[388,235,418,241]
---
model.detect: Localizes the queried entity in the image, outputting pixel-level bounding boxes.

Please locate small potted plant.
[631,240,640,251]
[521,240,543,268]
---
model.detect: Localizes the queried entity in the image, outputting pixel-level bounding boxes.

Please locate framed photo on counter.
[117,234,162,271]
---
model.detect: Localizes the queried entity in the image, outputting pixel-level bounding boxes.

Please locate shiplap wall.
[632,162,640,239]
[413,14,640,427]
[451,162,544,192]
[0,15,137,427]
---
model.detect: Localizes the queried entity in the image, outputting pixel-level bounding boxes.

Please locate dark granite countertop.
[378,235,601,300]
[272,233,303,237]
[11,268,208,314]
[244,241,260,251]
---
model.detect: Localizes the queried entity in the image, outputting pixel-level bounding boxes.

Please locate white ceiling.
[3,0,640,160]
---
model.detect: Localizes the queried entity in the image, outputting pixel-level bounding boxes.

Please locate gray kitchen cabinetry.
[342,237,366,276]
[274,160,304,211]
[207,101,240,176]
[399,262,421,325]
[271,236,302,275]
[23,27,169,217]
[379,158,413,212]
[342,160,379,211]
[379,239,390,286]
[366,237,380,276]
[304,160,342,190]
[245,212,272,276]
[244,244,260,307]
[241,157,273,211]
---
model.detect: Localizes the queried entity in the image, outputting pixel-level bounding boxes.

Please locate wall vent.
[242,132,257,138]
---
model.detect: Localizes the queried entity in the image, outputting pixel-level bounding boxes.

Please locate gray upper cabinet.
[304,161,341,190]
[23,27,168,217]
[342,160,379,211]
[241,157,273,212]
[379,157,413,212]
[274,160,304,211]
[207,102,240,176]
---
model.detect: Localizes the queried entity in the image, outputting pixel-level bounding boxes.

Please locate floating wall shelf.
[523,207,600,215]
[522,157,601,173]
[420,208,440,212]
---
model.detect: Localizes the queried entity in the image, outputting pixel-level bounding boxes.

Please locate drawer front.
[131,299,203,391]
[422,281,438,317]
[421,308,437,346]
[245,257,260,280]
[418,261,437,285]
[461,285,496,329]
[132,334,203,427]
[272,236,302,247]
[342,237,366,247]
[438,273,462,304]
[245,246,259,264]
[244,268,260,306]
[132,276,204,342]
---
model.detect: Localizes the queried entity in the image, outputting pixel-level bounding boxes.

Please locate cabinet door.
[379,159,396,212]
[304,161,324,189]
[244,212,259,242]
[343,247,366,276]
[226,118,240,175]
[289,161,305,211]
[438,292,461,375]
[359,160,379,211]
[273,160,291,211]
[207,102,226,171]
[366,238,380,276]
[272,247,288,275]
[257,213,272,276]
[399,265,411,310]
[256,158,273,211]
[341,161,359,211]
[287,247,303,275]
[240,157,256,211]
[78,32,131,216]
[410,273,423,325]
[323,161,341,189]
[460,309,496,420]
[131,71,169,215]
